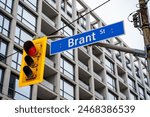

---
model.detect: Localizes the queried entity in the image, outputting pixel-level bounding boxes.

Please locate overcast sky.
[86,0,150,50]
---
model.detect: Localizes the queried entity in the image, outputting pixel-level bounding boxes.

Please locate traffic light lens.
[23,66,34,79]
[23,41,37,57]
[25,55,35,67]
[28,46,37,56]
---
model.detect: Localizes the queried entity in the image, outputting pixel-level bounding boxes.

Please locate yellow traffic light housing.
[19,37,47,87]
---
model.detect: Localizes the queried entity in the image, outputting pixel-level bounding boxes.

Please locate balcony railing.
[92,55,102,64]
[95,91,104,100]
[79,80,90,91]
[45,0,56,8]
[78,61,88,71]
[40,80,54,91]
[46,58,55,67]
[94,72,102,82]
[120,92,127,100]
[42,13,55,26]
[80,47,88,53]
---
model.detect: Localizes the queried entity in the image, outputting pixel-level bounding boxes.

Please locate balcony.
[78,61,88,71]
[92,55,102,65]
[120,92,127,100]
[45,58,55,67]
[79,80,90,91]
[80,46,88,53]
[94,72,102,82]
[45,0,56,8]
[95,91,104,100]
[42,13,55,27]
[40,80,54,92]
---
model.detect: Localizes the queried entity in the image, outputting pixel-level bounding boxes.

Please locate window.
[0,68,4,92]
[61,20,73,36]
[105,58,114,74]
[135,66,140,78]
[67,2,72,17]
[138,85,145,99]
[60,79,75,100]
[105,40,111,53]
[108,91,117,100]
[0,0,13,13]
[23,0,37,11]
[0,13,10,37]
[128,76,136,91]
[61,0,65,11]
[130,92,137,100]
[11,49,22,71]
[63,50,74,59]
[115,50,121,62]
[17,5,37,31]
[80,17,86,29]
[60,57,74,80]
[107,73,116,91]
[125,56,132,71]
[61,20,74,59]
[15,26,33,46]
[147,93,150,100]
[144,74,149,85]
[8,74,31,100]
[0,39,8,63]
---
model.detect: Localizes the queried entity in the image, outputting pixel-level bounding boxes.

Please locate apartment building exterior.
[0,0,150,100]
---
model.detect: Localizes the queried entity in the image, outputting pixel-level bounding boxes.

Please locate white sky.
[86,0,150,50]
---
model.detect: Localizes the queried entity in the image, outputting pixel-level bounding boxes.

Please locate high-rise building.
[0,0,150,100]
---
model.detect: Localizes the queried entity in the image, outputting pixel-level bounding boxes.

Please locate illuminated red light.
[23,41,37,57]
[28,46,37,56]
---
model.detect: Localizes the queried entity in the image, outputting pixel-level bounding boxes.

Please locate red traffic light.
[23,41,37,57]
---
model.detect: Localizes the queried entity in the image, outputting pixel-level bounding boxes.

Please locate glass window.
[0,0,13,13]
[15,26,33,46]
[107,73,116,91]
[23,0,37,11]
[61,20,73,36]
[147,93,150,100]
[135,65,140,78]
[105,40,111,53]
[60,79,75,100]
[130,92,137,100]
[125,56,132,71]
[60,57,74,80]
[128,76,136,91]
[115,50,121,62]
[0,68,4,92]
[17,5,37,31]
[80,17,86,29]
[108,91,117,100]
[11,49,22,71]
[67,3,72,17]
[144,74,149,85]
[61,0,65,11]
[138,85,145,99]
[0,13,10,37]
[8,74,31,100]
[63,49,74,59]
[105,58,114,74]
[0,39,8,63]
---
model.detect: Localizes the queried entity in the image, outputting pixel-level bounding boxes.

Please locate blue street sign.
[50,21,125,55]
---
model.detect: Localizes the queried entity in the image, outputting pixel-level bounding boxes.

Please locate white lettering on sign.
[68,32,96,48]
[99,29,105,34]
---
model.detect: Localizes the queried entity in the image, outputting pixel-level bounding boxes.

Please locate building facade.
[0,0,150,100]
